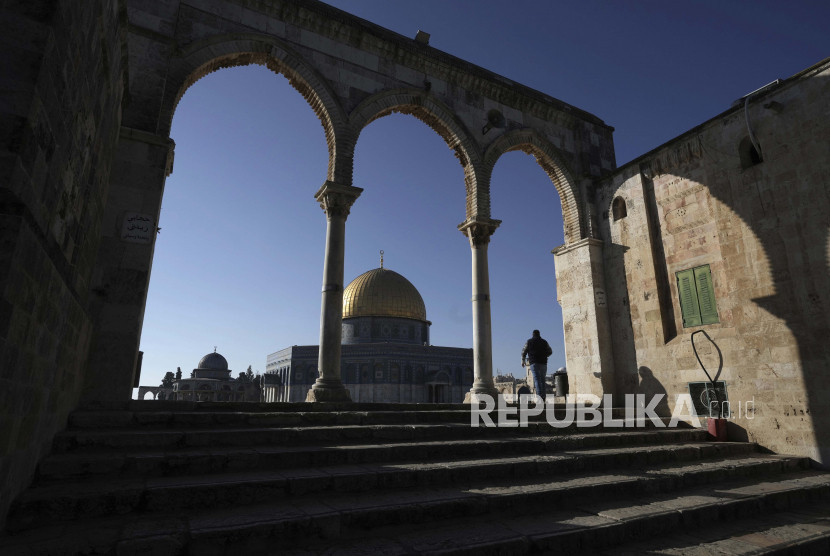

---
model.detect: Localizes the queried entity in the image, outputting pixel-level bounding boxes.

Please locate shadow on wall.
[603,71,830,464]
[637,366,670,417]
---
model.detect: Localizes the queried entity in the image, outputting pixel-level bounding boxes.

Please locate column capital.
[315,181,363,218]
[458,217,501,247]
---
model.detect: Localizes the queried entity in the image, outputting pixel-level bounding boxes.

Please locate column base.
[463,388,501,404]
[305,381,353,403]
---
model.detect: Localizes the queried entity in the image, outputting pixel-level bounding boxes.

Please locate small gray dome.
[197,351,228,371]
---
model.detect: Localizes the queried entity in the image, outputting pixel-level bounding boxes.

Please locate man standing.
[521,330,552,403]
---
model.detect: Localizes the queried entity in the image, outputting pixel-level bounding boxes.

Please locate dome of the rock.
[342,267,427,321]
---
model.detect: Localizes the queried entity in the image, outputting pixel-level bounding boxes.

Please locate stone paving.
[0,402,828,554]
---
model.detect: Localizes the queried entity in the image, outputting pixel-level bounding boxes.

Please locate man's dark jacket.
[522,336,552,364]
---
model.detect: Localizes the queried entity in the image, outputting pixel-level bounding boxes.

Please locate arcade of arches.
[1,0,829,525]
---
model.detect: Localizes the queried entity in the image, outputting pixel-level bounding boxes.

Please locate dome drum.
[342,315,430,346]
[191,368,232,380]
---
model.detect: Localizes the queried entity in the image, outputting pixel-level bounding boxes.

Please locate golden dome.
[343,268,427,321]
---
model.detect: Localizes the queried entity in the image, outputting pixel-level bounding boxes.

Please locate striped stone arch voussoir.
[160,34,350,183]
[348,89,485,218]
[483,130,585,244]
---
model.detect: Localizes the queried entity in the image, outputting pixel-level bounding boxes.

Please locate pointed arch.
[159,33,353,184]
[349,89,486,219]
[484,129,585,243]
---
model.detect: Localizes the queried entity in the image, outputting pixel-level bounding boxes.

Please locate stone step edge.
[83,401,474,412]
[528,482,830,554]
[50,421,704,453]
[3,468,828,554]
[597,501,830,556]
[277,495,830,555]
[81,401,636,413]
[7,451,810,533]
[38,428,714,479]
[67,406,643,429]
[68,410,477,429]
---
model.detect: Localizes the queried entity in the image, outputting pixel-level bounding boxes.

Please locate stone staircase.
[1,401,829,555]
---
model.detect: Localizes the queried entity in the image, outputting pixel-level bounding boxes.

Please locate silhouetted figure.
[521,330,553,403]
[638,366,670,417]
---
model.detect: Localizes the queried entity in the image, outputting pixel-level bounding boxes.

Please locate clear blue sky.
[136,1,828,392]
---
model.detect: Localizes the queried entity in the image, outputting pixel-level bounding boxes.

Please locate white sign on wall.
[121,212,155,244]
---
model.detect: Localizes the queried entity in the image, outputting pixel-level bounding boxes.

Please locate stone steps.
[274,474,830,556]
[47,424,612,454]
[2,403,829,555]
[39,428,710,480]
[63,401,637,430]
[3,466,828,554]
[602,500,830,555]
[10,442,765,527]
[67,408,477,430]
[50,418,682,454]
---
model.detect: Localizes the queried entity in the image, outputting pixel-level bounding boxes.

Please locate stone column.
[552,238,616,401]
[459,217,501,403]
[307,181,362,402]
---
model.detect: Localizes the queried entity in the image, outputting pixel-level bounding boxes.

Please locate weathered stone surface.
[0,0,127,525]
[597,61,830,465]
[2,404,830,554]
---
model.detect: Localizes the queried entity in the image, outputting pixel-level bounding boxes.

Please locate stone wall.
[597,60,830,463]
[342,316,430,345]
[0,0,127,522]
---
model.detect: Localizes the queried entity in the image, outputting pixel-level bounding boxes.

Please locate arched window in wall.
[612,197,627,221]
[739,136,763,169]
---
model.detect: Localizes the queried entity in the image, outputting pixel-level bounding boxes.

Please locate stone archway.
[160,34,352,184]
[483,129,617,400]
[483,129,585,244]
[349,89,484,219]
[137,387,160,400]
[79,0,615,405]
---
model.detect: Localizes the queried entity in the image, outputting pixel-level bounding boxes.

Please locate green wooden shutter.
[694,265,719,324]
[677,269,702,327]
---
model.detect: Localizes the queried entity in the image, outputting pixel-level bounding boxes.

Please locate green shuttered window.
[676,265,719,327]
